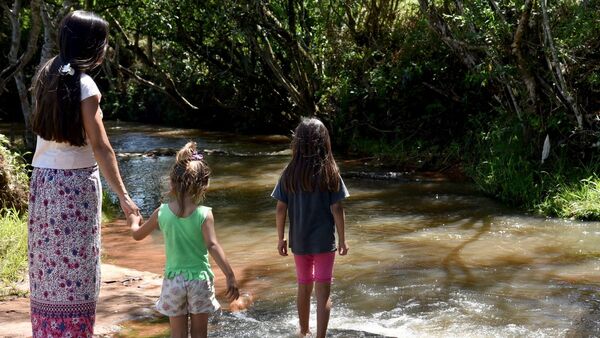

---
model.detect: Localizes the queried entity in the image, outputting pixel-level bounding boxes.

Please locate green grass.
[102,190,122,223]
[0,208,28,299]
[537,176,600,220]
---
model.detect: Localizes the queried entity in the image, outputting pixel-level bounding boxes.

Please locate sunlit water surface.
[94,122,600,337]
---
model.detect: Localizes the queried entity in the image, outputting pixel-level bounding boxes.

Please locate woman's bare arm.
[81,95,139,215]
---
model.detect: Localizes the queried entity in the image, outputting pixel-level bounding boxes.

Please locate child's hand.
[338,241,349,255]
[127,213,142,227]
[225,276,240,301]
[277,239,288,256]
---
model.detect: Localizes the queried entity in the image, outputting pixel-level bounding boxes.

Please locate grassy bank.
[345,122,600,221]
[460,118,600,221]
[537,175,600,220]
[0,134,30,298]
[0,208,28,298]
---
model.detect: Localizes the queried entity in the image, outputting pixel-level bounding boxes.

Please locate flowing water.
[83,122,600,337]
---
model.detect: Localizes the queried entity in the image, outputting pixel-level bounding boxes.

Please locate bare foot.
[298,330,313,337]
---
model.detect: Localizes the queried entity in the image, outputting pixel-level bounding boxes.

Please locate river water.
[95,122,600,337]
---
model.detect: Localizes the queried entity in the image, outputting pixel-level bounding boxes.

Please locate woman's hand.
[225,276,240,301]
[119,193,140,216]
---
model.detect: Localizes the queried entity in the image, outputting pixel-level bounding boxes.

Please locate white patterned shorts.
[156,275,221,316]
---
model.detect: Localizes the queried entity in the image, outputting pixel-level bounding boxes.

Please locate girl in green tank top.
[128,141,239,338]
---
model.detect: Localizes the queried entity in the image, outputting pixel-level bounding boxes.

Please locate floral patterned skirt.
[28,166,102,338]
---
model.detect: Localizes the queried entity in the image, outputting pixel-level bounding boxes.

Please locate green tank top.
[158,203,214,281]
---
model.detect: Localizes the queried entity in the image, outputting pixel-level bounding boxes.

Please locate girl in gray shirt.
[272,117,349,338]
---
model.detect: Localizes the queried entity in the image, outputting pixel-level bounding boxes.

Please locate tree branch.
[510,0,537,111]
[0,0,42,94]
[108,13,198,111]
[540,0,583,129]
[418,0,478,68]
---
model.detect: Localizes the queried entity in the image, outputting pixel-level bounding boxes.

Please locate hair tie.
[191,151,204,161]
[58,63,75,76]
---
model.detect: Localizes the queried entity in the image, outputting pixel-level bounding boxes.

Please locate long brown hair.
[282,117,340,193]
[170,142,211,216]
[31,10,108,146]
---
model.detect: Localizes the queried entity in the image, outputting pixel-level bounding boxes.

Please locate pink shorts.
[293,251,336,284]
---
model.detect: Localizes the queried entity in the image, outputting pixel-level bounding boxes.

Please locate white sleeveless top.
[32,73,101,169]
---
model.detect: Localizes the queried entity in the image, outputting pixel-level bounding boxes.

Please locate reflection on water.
[97,121,600,337]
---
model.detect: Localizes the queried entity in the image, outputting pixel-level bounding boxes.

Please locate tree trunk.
[540,0,583,129]
[418,0,478,69]
[0,0,41,96]
[4,0,41,149]
[147,35,153,64]
[39,2,57,64]
[511,0,537,114]
[243,1,320,117]
[109,14,199,111]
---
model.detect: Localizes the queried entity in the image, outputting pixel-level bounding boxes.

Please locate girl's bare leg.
[297,282,313,336]
[190,313,209,338]
[315,282,332,338]
[169,315,188,338]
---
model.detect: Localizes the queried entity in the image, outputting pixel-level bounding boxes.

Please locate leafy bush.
[464,119,542,208]
[0,134,29,213]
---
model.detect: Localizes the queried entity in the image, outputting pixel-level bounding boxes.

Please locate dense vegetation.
[0,137,28,298]
[0,207,27,298]
[0,135,28,212]
[1,0,599,218]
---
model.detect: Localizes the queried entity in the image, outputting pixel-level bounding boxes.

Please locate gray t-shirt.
[271,176,349,254]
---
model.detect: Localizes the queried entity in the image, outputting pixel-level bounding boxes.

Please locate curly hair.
[170,141,210,216]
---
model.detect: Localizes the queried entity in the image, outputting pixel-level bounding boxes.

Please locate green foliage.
[98,0,295,132]
[465,110,600,219]
[0,134,29,213]
[464,118,541,207]
[538,174,600,220]
[323,3,471,166]
[0,208,28,298]
[1,0,599,218]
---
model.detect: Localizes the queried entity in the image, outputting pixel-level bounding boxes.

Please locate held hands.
[225,275,240,301]
[119,193,140,217]
[277,239,288,256]
[338,241,349,255]
[127,212,142,228]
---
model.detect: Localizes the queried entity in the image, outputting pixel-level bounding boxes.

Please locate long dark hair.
[282,117,340,193]
[31,10,109,146]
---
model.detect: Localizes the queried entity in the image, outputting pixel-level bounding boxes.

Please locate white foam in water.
[231,311,261,323]
[329,312,423,337]
[305,299,567,338]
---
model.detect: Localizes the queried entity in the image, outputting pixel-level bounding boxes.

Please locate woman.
[28,10,138,336]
